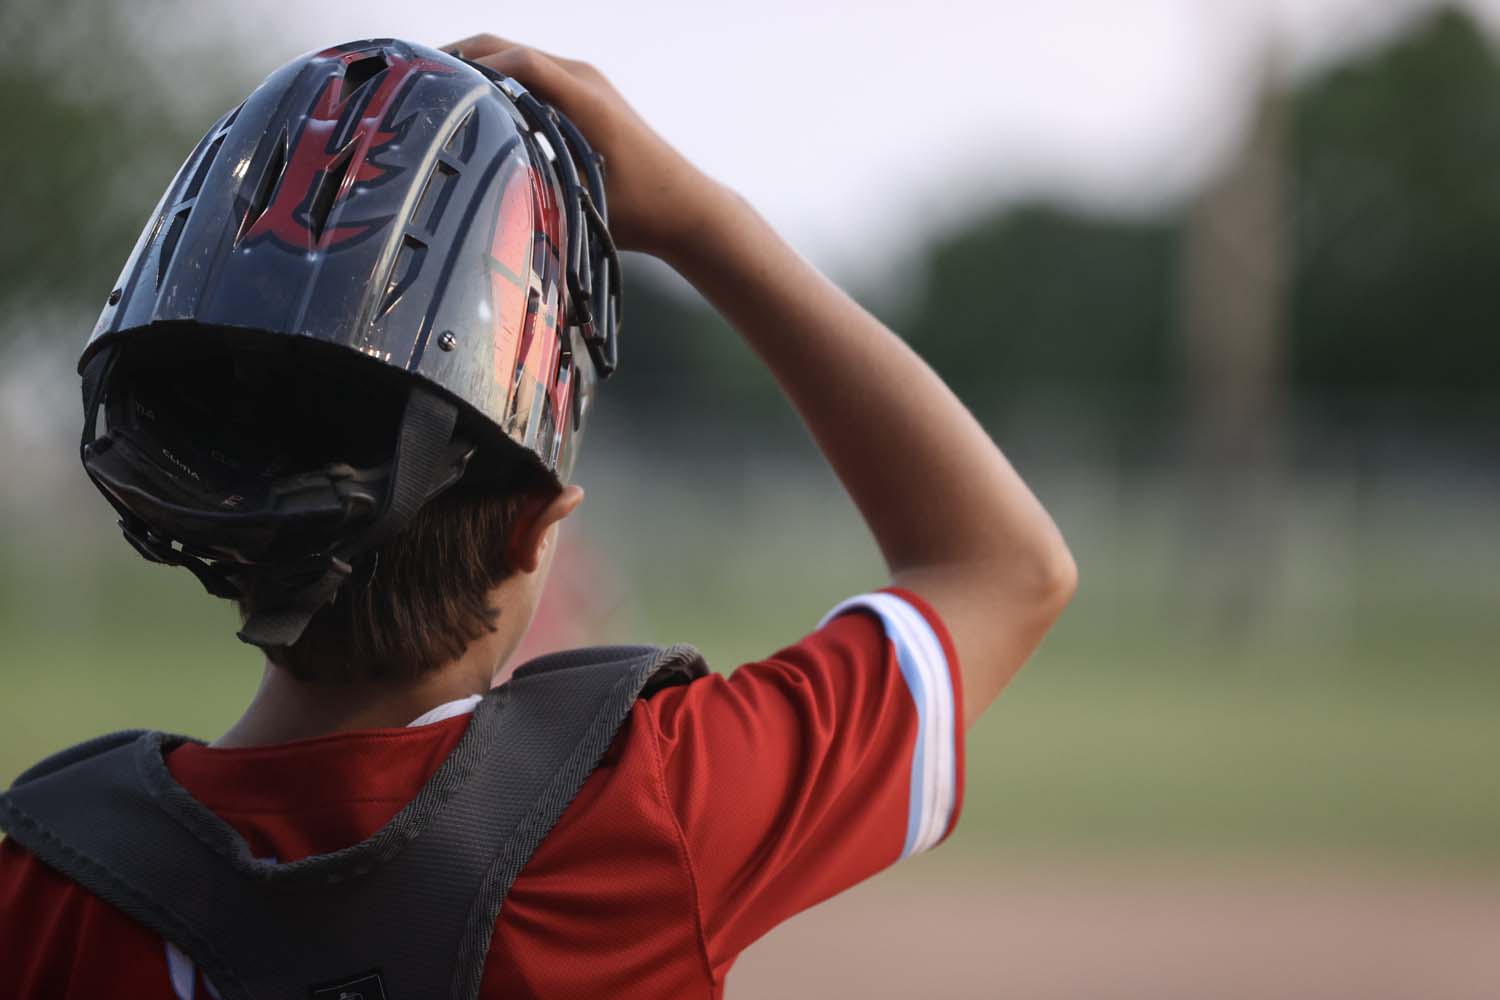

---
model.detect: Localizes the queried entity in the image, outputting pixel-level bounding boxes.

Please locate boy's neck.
[214,579,535,748]
[212,655,503,749]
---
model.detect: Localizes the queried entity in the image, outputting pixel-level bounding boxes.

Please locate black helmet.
[78,38,621,651]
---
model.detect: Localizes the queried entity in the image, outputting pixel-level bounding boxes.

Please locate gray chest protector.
[0,644,707,1000]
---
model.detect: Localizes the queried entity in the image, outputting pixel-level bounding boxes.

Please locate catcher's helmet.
[78,39,620,651]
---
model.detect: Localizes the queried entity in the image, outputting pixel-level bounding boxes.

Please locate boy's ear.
[508,485,585,574]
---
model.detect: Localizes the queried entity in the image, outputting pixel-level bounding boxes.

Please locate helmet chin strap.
[81,347,472,653]
[235,385,466,652]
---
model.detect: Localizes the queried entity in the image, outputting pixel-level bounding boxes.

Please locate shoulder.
[629,586,963,859]
[639,587,959,749]
[0,837,172,996]
[594,589,965,974]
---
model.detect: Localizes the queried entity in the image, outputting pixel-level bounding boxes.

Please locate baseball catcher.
[0,35,1075,999]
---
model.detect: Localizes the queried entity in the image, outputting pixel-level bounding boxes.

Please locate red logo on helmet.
[486,158,570,437]
[241,47,455,251]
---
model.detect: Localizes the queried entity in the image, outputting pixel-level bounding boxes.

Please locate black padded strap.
[235,385,461,651]
[232,557,351,649]
[452,646,704,998]
[341,383,462,557]
[0,644,707,1000]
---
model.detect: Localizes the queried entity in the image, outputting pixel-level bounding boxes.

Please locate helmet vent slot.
[240,131,288,242]
[411,161,458,235]
[182,136,224,204]
[339,54,389,105]
[156,208,191,289]
[380,235,427,317]
[306,146,356,244]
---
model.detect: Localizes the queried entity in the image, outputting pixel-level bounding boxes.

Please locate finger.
[474,45,586,107]
[442,33,512,59]
[450,34,595,78]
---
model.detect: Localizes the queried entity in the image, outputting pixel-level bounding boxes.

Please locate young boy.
[0,34,1075,998]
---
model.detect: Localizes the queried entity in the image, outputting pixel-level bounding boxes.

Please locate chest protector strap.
[0,644,707,1000]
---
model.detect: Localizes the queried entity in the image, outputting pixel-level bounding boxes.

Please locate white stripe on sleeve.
[820,592,957,857]
[165,942,195,1000]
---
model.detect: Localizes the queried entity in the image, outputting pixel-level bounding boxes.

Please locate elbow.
[1039,543,1078,613]
[1016,535,1078,621]
[964,536,1077,625]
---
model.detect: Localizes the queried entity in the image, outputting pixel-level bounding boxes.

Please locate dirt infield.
[728,856,1500,999]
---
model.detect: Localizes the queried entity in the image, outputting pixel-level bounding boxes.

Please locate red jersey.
[0,588,963,998]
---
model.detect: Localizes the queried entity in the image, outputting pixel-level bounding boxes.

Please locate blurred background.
[1,1,1497,996]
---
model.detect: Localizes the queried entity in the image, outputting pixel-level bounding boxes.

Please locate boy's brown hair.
[238,466,555,685]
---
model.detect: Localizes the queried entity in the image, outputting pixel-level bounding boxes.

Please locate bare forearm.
[665,186,1076,720]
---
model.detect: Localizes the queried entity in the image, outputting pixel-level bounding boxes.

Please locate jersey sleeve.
[640,586,965,975]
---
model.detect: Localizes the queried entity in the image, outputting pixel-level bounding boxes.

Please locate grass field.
[3,454,1497,872]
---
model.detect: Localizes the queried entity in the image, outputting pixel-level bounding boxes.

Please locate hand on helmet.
[447,34,726,261]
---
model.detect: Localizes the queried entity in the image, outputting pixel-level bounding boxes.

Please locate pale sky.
[208,0,1500,281]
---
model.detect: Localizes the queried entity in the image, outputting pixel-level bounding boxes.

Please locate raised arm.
[456,36,1076,726]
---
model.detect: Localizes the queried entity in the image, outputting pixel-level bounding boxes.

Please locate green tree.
[900,206,1179,417]
[0,0,251,323]
[1289,6,1500,403]
[895,5,1500,425]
